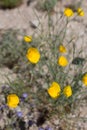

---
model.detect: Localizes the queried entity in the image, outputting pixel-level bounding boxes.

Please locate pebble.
[15,106,21,112]
[54,120,59,125]
[42,83,48,89]
[30,20,39,28]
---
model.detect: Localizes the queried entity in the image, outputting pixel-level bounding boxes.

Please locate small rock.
[0,94,5,103]
[42,83,48,89]
[29,125,38,130]
[54,120,59,125]
[0,119,5,129]
[0,67,17,87]
[30,20,39,28]
[42,65,48,75]
[15,106,21,112]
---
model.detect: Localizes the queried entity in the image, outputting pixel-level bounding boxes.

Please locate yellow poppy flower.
[82,73,87,86]
[24,36,32,42]
[77,8,84,16]
[26,47,40,64]
[64,8,74,17]
[63,85,72,98]
[7,94,19,108]
[58,56,68,67]
[59,45,67,53]
[47,82,61,98]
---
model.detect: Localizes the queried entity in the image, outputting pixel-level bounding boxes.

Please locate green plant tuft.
[0,29,28,69]
[0,0,22,9]
[36,0,58,12]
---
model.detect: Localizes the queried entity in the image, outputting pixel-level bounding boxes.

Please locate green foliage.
[43,0,58,11]
[36,0,58,12]
[0,29,28,69]
[0,0,22,9]
[8,79,29,97]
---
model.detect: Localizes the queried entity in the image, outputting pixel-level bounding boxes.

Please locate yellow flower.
[58,56,68,67]
[77,8,84,16]
[59,45,67,53]
[7,94,19,108]
[26,47,40,64]
[82,73,87,86]
[24,36,32,42]
[64,8,74,17]
[63,85,72,98]
[47,82,61,98]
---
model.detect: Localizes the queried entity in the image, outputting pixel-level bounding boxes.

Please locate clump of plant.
[43,0,58,11]
[0,29,28,69]
[36,0,58,12]
[0,0,22,9]
[0,30,36,87]
[23,7,86,118]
